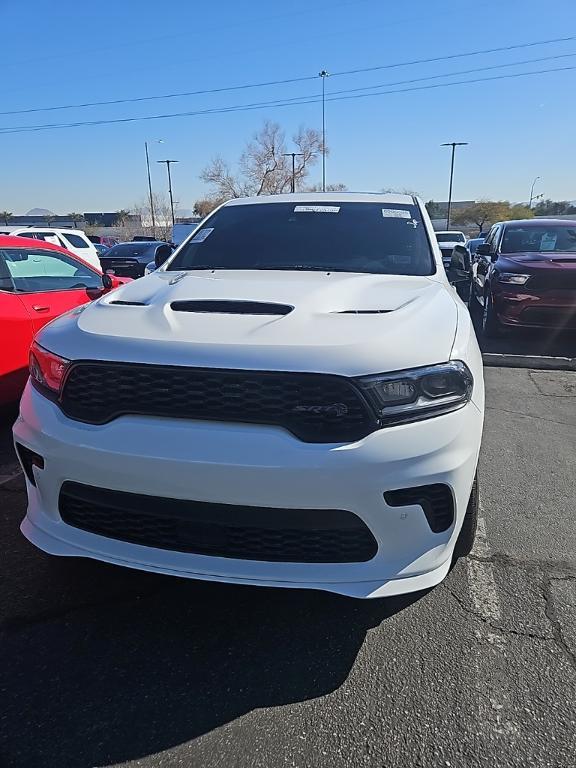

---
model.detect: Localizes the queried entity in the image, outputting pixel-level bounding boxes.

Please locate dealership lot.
[1,365,575,768]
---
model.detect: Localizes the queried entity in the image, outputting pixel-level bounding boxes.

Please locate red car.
[469,218,576,336]
[0,235,128,405]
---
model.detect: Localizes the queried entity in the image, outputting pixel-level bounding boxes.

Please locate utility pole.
[157,159,179,227]
[282,152,305,193]
[144,142,157,238]
[441,142,468,229]
[319,70,329,192]
[529,176,542,209]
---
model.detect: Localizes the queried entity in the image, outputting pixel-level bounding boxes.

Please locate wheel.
[482,290,503,337]
[453,475,479,559]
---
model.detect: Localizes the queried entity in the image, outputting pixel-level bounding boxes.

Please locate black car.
[99,241,174,279]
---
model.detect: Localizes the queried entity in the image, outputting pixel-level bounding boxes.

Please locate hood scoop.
[170,300,293,316]
[109,300,148,306]
[337,309,392,315]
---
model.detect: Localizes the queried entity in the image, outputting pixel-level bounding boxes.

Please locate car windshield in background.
[436,232,465,243]
[168,202,435,276]
[501,225,576,254]
[105,243,154,257]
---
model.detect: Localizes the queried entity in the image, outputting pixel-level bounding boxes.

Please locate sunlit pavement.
[1,367,575,768]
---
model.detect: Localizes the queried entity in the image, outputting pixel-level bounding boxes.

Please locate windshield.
[501,225,576,253]
[436,232,465,243]
[168,202,435,276]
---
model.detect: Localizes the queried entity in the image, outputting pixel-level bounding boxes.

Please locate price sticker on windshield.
[190,228,214,243]
[381,208,411,219]
[294,205,340,213]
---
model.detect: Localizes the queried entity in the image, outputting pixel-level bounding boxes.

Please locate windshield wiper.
[251,264,347,271]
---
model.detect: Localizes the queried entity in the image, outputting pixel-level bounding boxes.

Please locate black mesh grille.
[384,484,454,533]
[59,482,378,563]
[60,362,375,443]
[526,273,576,290]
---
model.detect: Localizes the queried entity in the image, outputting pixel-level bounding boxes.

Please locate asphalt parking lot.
[1,366,575,768]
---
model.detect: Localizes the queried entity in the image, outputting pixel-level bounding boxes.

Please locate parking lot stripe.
[0,470,23,487]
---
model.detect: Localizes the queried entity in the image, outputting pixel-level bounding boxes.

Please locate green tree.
[0,211,12,226]
[452,201,533,235]
[115,209,131,226]
[68,212,84,227]
[425,200,442,218]
[533,199,576,216]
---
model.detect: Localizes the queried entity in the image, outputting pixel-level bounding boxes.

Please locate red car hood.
[504,252,576,270]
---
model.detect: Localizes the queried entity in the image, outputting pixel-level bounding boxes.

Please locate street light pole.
[319,70,329,192]
[441,141,468,229]
[529,176,541,209]
[144,141,157,238]
[282,152,305,193]
[157,159,179,227]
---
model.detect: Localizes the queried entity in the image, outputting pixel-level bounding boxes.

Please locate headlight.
[29,342,70,397]
[358,361,473,426]
[498,272,531,285]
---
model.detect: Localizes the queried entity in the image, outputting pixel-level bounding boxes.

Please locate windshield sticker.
[190,228,214,243]
[294,205,340,214]
[382,208,411,219]
[407,219,419,229]
[540,233,557,251]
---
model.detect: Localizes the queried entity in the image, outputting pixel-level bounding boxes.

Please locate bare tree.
[193,198,224,218]
[201,120,324,201]
[132,194,174,240]
[305,182,348,192]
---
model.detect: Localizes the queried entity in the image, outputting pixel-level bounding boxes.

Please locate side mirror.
[102,272,113,291]
[145,261,157,275]
[450,245,469,272]
[476,243,491,256]
[155,246,172,268]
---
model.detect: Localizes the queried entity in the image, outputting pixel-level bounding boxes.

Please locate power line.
[0,34,573,118]
[0,64,574,136]
[330,34,576,77]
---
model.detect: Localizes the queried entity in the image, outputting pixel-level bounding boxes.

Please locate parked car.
[435,230,467,244]
[467,236,485,256]
[14,193,484,599]
[0,235,128,405]
[93,243,110,257]
[87,235,119,248]
[10,228,101,270]
[99,240,174,279]
[469,218,576,336]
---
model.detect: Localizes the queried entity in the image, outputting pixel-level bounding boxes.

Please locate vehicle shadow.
[0,551,428,767]
[469,304,576,358]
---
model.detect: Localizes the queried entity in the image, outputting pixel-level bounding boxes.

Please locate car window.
[0,247,102,293]
[169,202,435,276]
[436,232,464,243]
[501,225,576,254]
[65,233,90,248]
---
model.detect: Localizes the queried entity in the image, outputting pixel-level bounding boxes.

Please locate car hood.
[501,252,576,269]
[40,270,458,377]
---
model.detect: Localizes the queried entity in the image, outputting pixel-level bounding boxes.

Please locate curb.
[482,353,576,371]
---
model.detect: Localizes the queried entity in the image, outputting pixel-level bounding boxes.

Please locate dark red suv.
[469,218,576,336]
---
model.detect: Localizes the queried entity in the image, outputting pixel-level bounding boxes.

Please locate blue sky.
[1,0,575,214]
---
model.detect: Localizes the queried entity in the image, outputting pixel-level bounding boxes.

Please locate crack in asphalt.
[443,582,550,642]
[485,405,576,428]
[468,552,576,579]
[541,575,576,674]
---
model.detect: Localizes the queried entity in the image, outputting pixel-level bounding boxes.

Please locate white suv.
[14,193,484,599]
[10,228,100,270]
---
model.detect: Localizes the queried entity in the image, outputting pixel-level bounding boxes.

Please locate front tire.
[482,290,503,337]
[453,475,479,559]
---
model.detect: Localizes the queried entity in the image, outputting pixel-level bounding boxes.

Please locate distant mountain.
[25,208,54,216]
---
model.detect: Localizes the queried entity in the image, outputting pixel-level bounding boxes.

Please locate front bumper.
[494,288,576,329]
[14,384,483,599]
